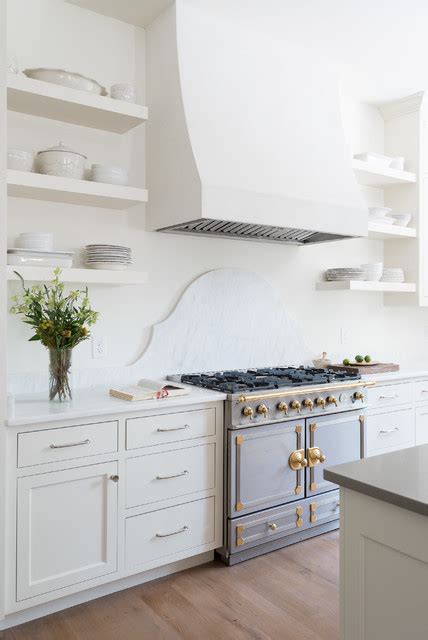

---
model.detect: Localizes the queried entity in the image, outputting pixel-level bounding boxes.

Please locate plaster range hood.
[146,1,367,245]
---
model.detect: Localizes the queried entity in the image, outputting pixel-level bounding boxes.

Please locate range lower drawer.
[366,408,415,455]
[126,443,215,508]
[18,421,118,468]
[367,382,412,409]
[414,380,428,403]
[125,497,215,568]
[126,408,216,450]
[228,491,339,553]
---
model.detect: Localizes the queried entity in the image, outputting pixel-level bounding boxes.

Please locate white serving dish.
[354,152,392,167]
[36,142,86,179]
[90,164,129,186]
[368,207,392,219]
[8,248,73,268]
[8,148,33,172]
[390,214,412,227]
[389,156,405,170]
[23,68,107,96]
[110,83,137,103]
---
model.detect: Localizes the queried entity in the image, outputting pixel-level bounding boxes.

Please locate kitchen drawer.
[307,490,340,528]
[414,380,428,403]
[366,408,415,455]
[229,501,306,553]
[367,382,412,408]
[126,443,215,508]
[17,421,118,468]
[416,406,428,445]
[126,408,216,450]
[125,497,215,567]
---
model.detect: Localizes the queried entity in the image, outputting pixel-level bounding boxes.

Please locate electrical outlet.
[92,336,106,359]
[340,328,351,345]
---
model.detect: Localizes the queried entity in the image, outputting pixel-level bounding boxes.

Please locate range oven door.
[228,419,304,518]
[305,409,364,497]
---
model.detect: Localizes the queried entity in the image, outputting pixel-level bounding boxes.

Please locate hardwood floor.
[2,532,339,640]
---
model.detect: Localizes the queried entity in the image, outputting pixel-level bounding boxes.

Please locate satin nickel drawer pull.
[157,424,190,432]
[50,438,91,449]
[156,470,189,480]
[378,394,399,400]
[378,427,399,435]
[421,390,428,393]
[156,525,189,538]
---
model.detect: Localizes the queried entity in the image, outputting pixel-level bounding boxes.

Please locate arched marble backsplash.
[9,269,311,394]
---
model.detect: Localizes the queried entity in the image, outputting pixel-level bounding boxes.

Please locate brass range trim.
[237,380,376,403]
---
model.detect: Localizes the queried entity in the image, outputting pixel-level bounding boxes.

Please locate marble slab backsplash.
[8,269,312,395]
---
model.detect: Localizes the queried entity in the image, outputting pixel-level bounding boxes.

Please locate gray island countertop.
[324,444,428,517]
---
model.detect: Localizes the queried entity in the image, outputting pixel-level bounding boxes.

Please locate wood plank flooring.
[2,532,339,640]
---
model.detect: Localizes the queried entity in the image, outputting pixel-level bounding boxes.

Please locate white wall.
[6,0,428,386]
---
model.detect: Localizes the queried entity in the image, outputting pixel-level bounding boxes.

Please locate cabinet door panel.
[17,462,118,601]
[416,406,428,445]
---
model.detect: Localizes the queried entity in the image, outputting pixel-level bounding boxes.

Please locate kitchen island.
[325,446,428,639]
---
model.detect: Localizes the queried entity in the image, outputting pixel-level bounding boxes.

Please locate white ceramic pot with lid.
[36,142,87,179]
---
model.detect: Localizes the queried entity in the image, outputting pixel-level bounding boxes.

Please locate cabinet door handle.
[421,390,428,393]
[378,427,399,435]
[156,470,189,480]
[157,424,190,432]
[378,394,399,400]
[156,525,189,538]
[49,438,90,449]
[110,474,119,482]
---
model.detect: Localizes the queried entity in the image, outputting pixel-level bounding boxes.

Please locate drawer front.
[416,406,428,445]
[125,497,215,567]
[126,408,216,450]
[18,421,118,468]
[366,408,415,455]
[229,501,306,553]
[414,380,428,403]
[367,383,412,409]
[307,490,340,528]
[126,444,215,508]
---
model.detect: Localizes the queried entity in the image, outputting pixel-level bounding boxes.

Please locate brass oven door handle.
[157,424,189,432]
[156,525,189,538]
[378,427,399,435]
[307,447,326,467]
[156,470,189,480]
[50,439,90,449]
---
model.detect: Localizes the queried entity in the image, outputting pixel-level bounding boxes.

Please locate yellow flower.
[80,326,89,336]
[62,329,72,338]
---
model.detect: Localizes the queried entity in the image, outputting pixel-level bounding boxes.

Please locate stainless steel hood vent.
[146,2,367,244]
[160,219,351,245]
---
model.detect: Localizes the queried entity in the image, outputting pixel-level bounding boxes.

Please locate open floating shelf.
[352,159,417,187]
[7,266,148,285]
[316,280,416,293]
[7,170,148,209]
[7,74,148,133]
[368,222,417,239]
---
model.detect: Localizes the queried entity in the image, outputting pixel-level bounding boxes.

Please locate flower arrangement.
[10,268,99,401]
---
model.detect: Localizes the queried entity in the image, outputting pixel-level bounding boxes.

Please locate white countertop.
[361,367,428,383]
[7,385,227,427]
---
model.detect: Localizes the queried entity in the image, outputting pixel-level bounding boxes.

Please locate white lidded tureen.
[36,142,87,180]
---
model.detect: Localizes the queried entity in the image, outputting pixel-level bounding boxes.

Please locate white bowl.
[8,149,33,172]
[354,152,392,167]
[389,156,405,170]
[390,214,412,227]
[368,207,392,219]
[23,68,107,96]
[91,164,128,186]
[36,142,86,180]
[110,83,136,103]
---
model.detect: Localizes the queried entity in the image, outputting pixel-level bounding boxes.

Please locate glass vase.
[49,348,73,402]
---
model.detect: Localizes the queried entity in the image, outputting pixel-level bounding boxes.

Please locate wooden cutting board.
[330,363,400,374]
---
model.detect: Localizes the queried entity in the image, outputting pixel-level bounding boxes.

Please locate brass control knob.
[242,406,254,418]
[308,447,326,465]
[353,391,364,402]
[268,523,277,531]
[302,398,314,411]
[326,395,338,407]
[277,401,288,414]
[257,404,269,416]
[289,450,308,470]
[315,397,326,409]
[290,400,301,413]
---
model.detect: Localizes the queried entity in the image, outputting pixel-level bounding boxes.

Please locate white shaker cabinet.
[16,462,118,601]
[416,406,428,445]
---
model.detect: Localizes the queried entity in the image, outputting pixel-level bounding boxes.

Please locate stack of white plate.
[17,232,54,251]
[325,268,365,282]
[381,268,405,283]
[361,262,383,282]
[85,244,132,270]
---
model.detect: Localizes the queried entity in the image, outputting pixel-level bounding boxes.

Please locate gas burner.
[178,366,361,394]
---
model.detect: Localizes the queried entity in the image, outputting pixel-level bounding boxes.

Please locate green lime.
[343,358,350,366]
[355,355,364,363]
[364,355,372,363]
